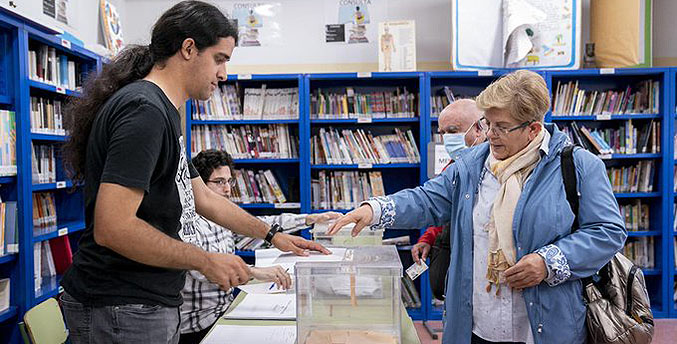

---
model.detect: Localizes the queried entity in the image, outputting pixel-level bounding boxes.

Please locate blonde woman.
[329,70,626,344]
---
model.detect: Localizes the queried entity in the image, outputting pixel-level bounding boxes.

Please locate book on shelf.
[311,128,420,165]
[0,278,8,313]
[31,143,57,184]
[243,86,299,120]
[191,84,242,120]
[619,200,649,232]
[34,240,60,292]
[430,86,457,117]
[191,124,299,159]
[32,193,58,237]
[551,80,660,116]
[49,235,73,275]
[231,169,288,204]
[311,171,385,210]
[606,161,655,193]
[310,87,417,119]
[28,44,83,91]
[0,199,18,256]
[234,233,267,251]
[0,110,17,177]
[559,120,659,156]
[30,96,65,135]
[401,276,421,309]
[623,237,654,269]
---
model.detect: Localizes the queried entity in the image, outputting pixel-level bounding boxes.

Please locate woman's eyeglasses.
[477,117,533,136]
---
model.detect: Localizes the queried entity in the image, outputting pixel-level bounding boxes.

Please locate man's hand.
[504,253,547,289]
[200,252,251,291]
[411,243,431,264]
[251,265,292,290]
[271,233,331,256]
[305,212,342,226]
[327,205,374,236]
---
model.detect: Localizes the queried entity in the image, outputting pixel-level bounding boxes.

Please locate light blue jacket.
[370,124,626,344]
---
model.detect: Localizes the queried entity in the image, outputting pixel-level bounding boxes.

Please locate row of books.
[0,199,18,256]
[191,85,301,120]
[30,96,65,135]
[0,110,16,176]
[559,120,660,156]
[243,86,299,119]
[231,169,288,204]
[607,161,655,193]
[28,44,82,91]
[310,87,417,119]
[31,144,56,184]
[34,236,73,292]
[311,171,385,210]
[191,125,299,159]
[551,80,660,116]
[620,200,650,232]
[32,193,57,236]
[623,237,654,269]
[310,128,420,165]
[401,277,421,309]
[430,86,456,116]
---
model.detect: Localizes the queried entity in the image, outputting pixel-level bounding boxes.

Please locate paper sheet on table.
[255,248,348,270]
[313,275,382,297]
[223,293,296,320]
[202,325,296,344]
[237,282,292,295]
[503,0,547,66]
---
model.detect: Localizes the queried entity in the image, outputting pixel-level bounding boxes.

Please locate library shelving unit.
[0,7,102,342]
[304,72,427,320]
[669,67,677,318]
[545,68,671,318]
[185,73,308,263]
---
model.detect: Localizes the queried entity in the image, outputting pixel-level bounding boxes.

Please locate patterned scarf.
[485,128,545,295]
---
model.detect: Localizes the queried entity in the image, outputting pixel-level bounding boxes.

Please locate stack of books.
[311,128,420,165]
[191,124,298,159]
[311,87,417,119]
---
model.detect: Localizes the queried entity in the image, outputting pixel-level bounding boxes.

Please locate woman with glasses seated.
[328,70,626,344]
[179,149,340,344]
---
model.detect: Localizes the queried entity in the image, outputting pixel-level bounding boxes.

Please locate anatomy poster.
[378,20,416,72]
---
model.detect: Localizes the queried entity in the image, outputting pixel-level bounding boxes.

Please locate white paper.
[503,0,547,66]
[434,145,452,176]
[255,248,348,271]
[223,294,296,320]
[378,20,416,72]
[203,325,296,344]
[237,282,291,295]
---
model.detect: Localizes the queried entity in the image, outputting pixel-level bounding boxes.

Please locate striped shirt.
[179,213,307,334]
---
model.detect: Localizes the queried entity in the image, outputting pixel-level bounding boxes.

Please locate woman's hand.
[251,265,292,290]
[305,212,342,225]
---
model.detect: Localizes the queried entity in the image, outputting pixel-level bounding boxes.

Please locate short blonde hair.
[475,70,550,123]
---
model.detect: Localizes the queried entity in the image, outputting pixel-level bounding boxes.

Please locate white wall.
[123,0,452,72]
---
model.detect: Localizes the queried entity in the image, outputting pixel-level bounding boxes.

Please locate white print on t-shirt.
[176,136,198,243]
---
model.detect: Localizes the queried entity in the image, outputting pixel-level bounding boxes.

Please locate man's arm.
[191,177,330,256]
[94,182,250,290]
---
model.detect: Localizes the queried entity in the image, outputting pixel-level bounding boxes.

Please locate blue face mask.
[442,133,467,157]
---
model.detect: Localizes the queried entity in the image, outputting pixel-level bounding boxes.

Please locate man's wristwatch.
[265,223,282,245]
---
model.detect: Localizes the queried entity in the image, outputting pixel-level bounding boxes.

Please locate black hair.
[63,1,238,182]
[191,149,235,182]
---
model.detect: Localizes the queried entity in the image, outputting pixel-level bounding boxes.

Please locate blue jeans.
[60,292,180,344]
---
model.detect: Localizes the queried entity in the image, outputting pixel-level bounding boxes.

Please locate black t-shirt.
[61,80,200,307]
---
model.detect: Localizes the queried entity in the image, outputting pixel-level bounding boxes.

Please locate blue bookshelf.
[669,67,677,317]
[0,7,102,341]
[546,68,671,318]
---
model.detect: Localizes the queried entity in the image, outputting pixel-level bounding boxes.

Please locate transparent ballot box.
[312,222,384,247]
[295,246,402,344]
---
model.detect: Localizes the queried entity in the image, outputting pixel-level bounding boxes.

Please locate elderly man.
[412,99,485,265]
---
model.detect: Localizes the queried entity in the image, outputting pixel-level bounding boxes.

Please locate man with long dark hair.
[59,2,328,343]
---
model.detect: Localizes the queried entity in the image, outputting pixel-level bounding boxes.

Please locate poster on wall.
[100,0,124,56]
[451,0,581,70]
[378,20,416,72]
[324,0,385,44]
[43,0,70,25]
[230,2,282,47]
